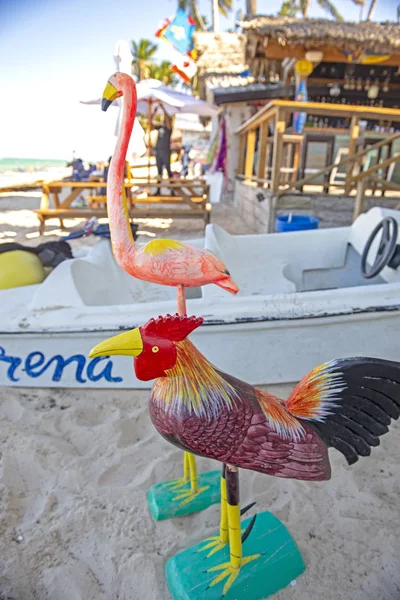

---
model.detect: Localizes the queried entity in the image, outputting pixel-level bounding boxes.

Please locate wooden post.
[353,177,366,221]
[345,116,359,194]
[244,130,256,181]
[147,98,152,184]
[292,138,301,183]
[257,122,268,180]
[41,184,50,211]
[271,109,286,192]
[238,134,246,176]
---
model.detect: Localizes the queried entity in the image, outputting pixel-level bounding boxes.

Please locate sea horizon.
[0,157,69,172]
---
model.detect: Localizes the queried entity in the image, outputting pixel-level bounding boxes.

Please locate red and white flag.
[171,54,197,83]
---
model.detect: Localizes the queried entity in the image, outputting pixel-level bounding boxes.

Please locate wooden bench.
[35,178,211,234]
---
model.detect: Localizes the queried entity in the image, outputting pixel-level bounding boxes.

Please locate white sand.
[0,192,254,247]
[0,384,399,600]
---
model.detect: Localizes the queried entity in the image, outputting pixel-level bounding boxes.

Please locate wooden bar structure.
[271,109,286,192]
[244,130,257,181]
[257,121,269,180]
[236,99,400,224]
[35,178,211,234]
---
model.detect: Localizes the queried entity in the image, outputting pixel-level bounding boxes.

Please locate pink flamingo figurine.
[101,72,238,509]
[101,73,238,297]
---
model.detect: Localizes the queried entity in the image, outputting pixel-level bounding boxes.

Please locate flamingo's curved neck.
[107,79,137,265]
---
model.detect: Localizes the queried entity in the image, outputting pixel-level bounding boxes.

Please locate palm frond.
[299,0,311,17]
[317,0,344,20]
[218,0,232,17]
[278,0,299,17]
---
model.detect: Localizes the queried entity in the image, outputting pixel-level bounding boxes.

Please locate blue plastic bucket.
[276,215,319,233]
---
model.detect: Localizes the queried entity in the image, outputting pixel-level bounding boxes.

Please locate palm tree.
[278,0,300,16]
[279,0,364,21]
[131,39,158,81]
[149,61,179,86]
[365,0,377,20]
[178,0,232,31]
[246,0,257,14]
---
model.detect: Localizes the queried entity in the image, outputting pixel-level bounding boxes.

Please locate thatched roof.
[194,32,248,75]
[239,16,400,54]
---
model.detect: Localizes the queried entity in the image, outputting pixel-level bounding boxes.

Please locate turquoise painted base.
[147,470,221,521]
[166,511,305,600]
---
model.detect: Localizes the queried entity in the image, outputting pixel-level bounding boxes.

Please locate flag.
[293,78,308,134]
[171,54,197,83]
[155,17,171,41]
[159,8,196,55]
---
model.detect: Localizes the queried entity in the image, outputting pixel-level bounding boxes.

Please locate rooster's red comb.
[140,314,203,342]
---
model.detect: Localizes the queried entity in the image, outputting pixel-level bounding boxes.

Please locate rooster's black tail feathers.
[298,358,400,465]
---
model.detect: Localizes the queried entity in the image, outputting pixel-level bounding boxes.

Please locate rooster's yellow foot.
[207,554,260,596]
[198,535,228,558]
[173,485,209,506]
[163,478,189,492]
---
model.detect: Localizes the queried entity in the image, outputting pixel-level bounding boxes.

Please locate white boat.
[1,206,400,389]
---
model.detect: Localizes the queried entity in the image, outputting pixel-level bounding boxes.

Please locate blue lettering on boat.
[0,346,122,384]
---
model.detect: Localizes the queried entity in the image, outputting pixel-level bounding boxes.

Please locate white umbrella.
[136,79,220,117]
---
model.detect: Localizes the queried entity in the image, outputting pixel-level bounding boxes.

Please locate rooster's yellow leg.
[183,451,190,481]
[162,452,191,492]
[170,453,209,506]
[207,465,260,596]
[198,465,229,558]
[188,452,198,494]
[220,465,229,543]
[198,465,229,557]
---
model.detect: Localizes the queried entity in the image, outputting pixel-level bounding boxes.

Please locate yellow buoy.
[0,250,46,290]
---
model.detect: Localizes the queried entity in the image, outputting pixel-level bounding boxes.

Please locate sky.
[0,0,398,161]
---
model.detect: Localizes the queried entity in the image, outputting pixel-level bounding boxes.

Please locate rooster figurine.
[90,314,400,600]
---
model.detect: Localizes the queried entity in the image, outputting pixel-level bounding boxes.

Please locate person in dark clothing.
[155,110,173,195]
[181,144,191,177]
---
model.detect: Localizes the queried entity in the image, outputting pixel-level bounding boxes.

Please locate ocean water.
[0,157,67,172]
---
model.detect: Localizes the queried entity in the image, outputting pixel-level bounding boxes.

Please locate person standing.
[155,109,172,195]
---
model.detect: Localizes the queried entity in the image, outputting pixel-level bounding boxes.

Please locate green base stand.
[166,511,305,600]
[147,470,221,521]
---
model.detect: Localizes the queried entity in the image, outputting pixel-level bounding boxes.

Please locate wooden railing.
[235,100,400,203]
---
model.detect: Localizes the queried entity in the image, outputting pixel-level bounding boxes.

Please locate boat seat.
[29,240,177,310]
[204,224,296,297]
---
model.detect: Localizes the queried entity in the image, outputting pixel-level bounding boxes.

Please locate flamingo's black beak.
[101,80,120,112]
[101,98,112,111]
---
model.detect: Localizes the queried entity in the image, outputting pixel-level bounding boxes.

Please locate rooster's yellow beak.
[102,79,120,112]
[89,328,143,358]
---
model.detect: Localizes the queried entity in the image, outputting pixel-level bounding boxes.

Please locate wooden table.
[36,179,211,234]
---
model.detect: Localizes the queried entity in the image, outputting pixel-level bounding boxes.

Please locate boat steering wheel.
[361,217,400,279]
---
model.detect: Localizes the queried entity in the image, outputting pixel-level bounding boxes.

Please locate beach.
[0,384,399,600]
[0,189,254,248]
[0,192,400,600]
